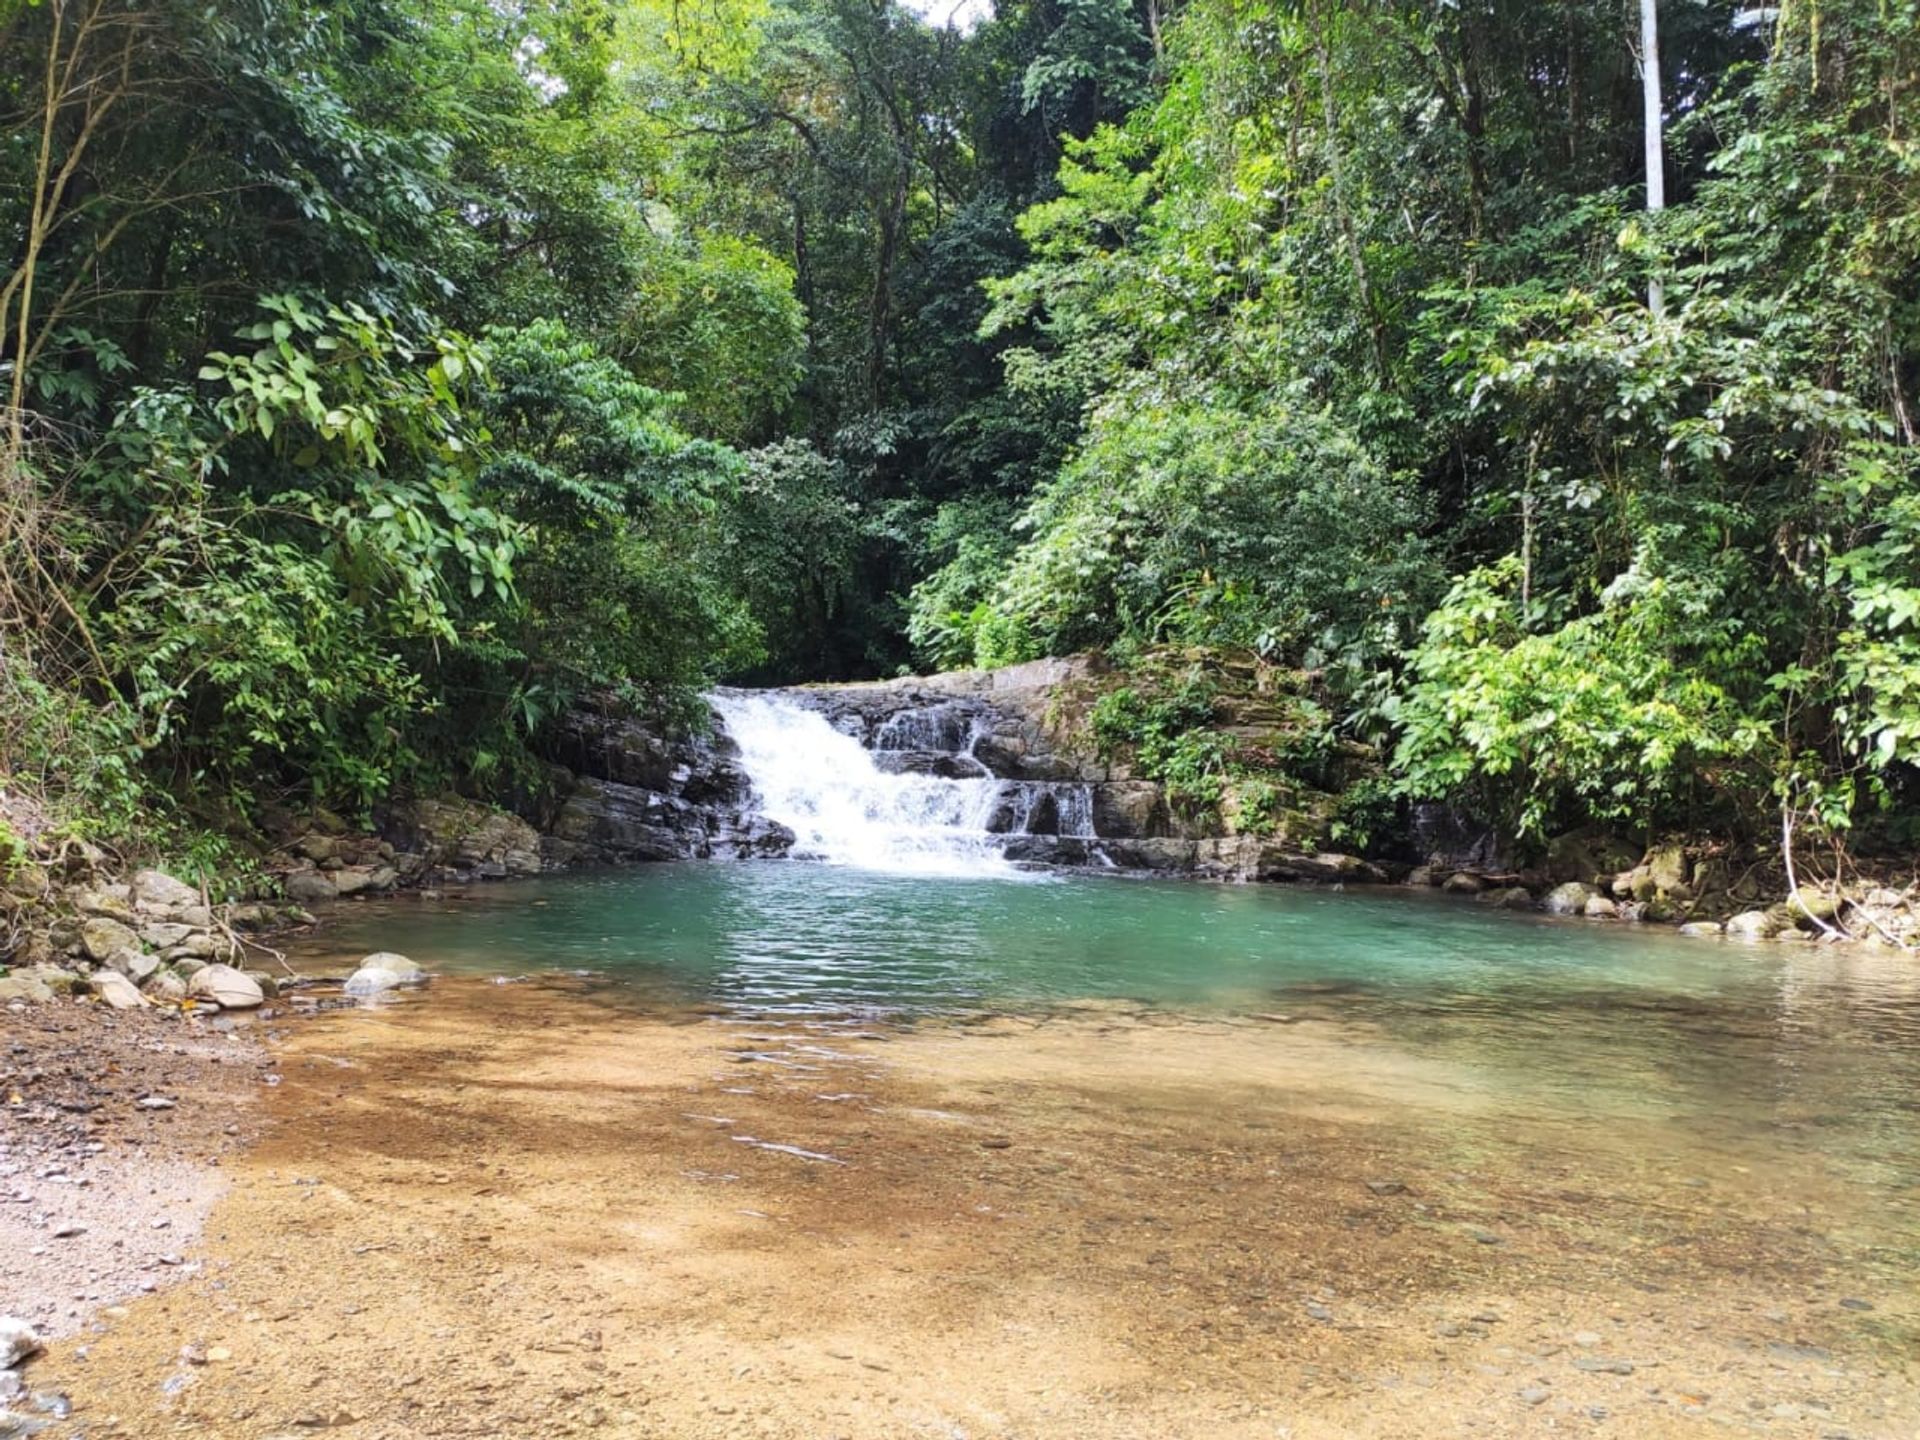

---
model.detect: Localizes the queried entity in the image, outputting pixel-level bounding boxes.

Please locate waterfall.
[710,691,1095,877]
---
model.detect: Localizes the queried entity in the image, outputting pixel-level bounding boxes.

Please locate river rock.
[1542,881,1594,915]
[1443,871,1485,895]
[107,947,160,984]
[142,968,188,1002]
[1584,894,1619,919]
[26,966,83,997]
[1645,844,1690,895]
[70,885,135,923]
[1481,885,1533,909]
[91,971,147,1009]
[292,833,337,864]
[79,916,140,963]
[2,863,49,903]
[163,932,216,962]
[139,921,195,950]
[131,869,201,916]
[0,974,53,1004]
[1256,849,1382,884]
[186,963,264,1009]
[0,1318,41,1368]
[1724,909,1780,940]
[1677,921,1723,938]
[331,864,398,898]
[345,952,425,996]
[1786,889,1842,927]
[283,870,338,904]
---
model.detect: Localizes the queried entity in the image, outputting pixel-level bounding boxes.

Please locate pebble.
[1517,1385,1550,1406]
[1573,1357,1635,1375]
[1305,1303,1333,1323]
[1364,1179,1406,1196]
[1838,1297,1873,1312]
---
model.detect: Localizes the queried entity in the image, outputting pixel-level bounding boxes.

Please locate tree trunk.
[1639,0,1666,317]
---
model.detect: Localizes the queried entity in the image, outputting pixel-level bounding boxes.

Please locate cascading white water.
[711,691,1094,877]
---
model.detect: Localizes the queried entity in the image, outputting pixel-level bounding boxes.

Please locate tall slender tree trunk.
[1639,0,1666,317]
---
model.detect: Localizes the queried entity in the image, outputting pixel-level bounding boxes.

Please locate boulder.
[1724,910,1779,939]
[331,864,398,898]
[172,957,208,979]
[394,795,542,877]
[1786,889,1843,927]
[186,963,264,1009]
[1541,881,1595,916]
[1255,849,1383,884]
[140,922,196,950]
[91,971,147,1009]
[79,916,140,963]
[1544,829,1639,885]
[1442,871,1485,895]
[2,863,50,902]
[1583,894,1620,920]
[0,973,54,1004]
[1645,844,1690,895]
[283,870,338,904]
[292,834,337,864]
[345,952,425,996]
[26,965,84,996]
[71,886,136,924]
[1404,866,1434,888]
[132,869,202,915]
[142,969,188,1002]
[162,932,215,962]
[10,933,54,970]
[107,947,160,984]
[546,780,714,864]
[1089,782,1167,839]
[361,951,424,978]
[1678,921,1724,938]
[1480,885,1534,910]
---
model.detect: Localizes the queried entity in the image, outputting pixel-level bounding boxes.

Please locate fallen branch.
[1781,802,1850,942]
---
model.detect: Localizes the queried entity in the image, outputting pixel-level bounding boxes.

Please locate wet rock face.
[534,705,792,868]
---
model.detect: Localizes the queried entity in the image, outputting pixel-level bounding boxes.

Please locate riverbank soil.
[1,1005,266,1338]
[20,977,1919,1438]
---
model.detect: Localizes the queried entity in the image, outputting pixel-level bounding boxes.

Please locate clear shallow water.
[303,867,1915,1116]
[300,862,1915,1019]
[295,863,1920,1254]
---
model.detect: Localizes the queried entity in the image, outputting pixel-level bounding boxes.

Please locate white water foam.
[711,692,1046,878]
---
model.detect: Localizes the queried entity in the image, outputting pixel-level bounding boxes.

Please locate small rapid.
[710,691,1091,877]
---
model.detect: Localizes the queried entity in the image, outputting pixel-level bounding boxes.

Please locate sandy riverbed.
[8,976,1918,1438]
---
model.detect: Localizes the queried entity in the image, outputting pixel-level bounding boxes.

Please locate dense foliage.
[2,0,1916,856]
